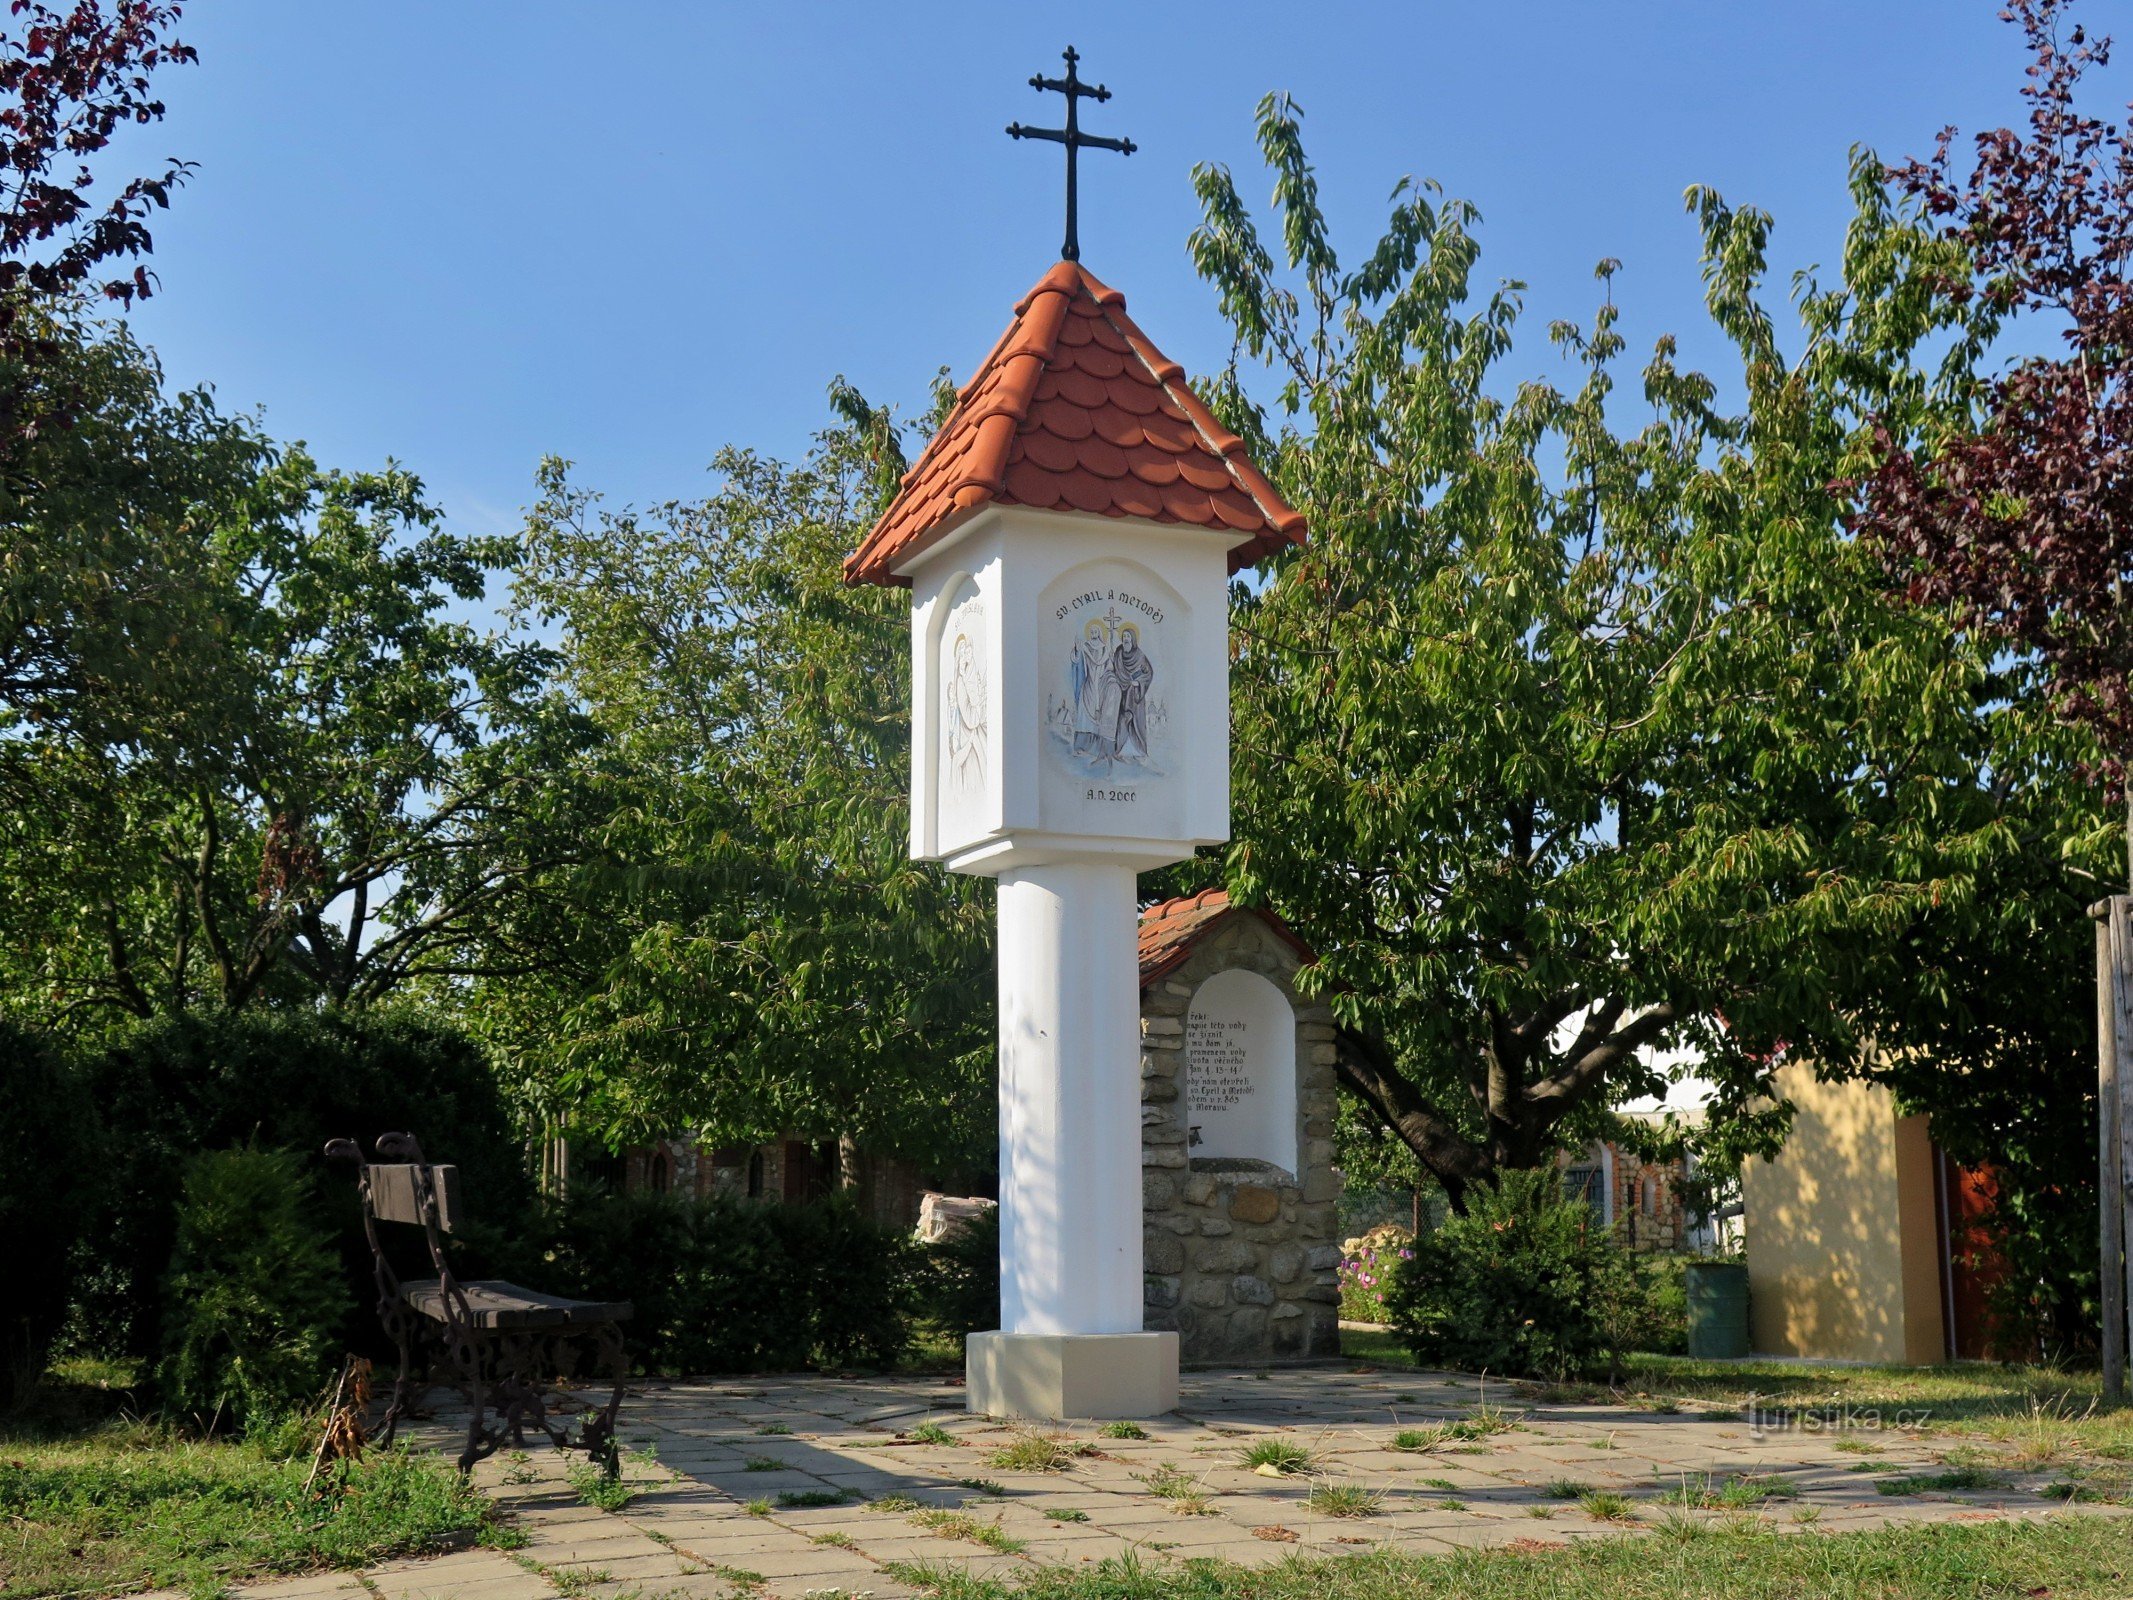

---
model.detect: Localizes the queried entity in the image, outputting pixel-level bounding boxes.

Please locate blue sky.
[110,3,2074,540]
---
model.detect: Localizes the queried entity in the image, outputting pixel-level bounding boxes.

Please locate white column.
[995,860,1143,1334]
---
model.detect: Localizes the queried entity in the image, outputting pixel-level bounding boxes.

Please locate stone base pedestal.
[965,1331,1179,1420]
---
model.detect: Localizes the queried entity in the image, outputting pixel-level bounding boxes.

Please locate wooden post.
[2097,897,2129,1406]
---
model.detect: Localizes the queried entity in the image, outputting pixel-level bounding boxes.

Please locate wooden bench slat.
[368,1163,462,1232]
[400,1278,633,1330]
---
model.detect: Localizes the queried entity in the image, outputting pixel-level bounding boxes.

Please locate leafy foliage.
[1191,94,2109,1205]
[0,320,577,1023]
[918,1201,1001,1339]
[510,1187,917,1373]
[1858,0,2133,794]
[69,1008,527,1367]
[0,2,194,470]
[155,1149,349,1426]
[1383,1168,1659,1380]
[0,1021,96,1407]
[467,430,994,1164]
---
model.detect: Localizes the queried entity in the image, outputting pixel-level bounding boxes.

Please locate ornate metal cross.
[1007,47,1135,263]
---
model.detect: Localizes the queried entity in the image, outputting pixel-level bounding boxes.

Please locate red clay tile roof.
[844,261,1306,587]
[1138,888,1315,989]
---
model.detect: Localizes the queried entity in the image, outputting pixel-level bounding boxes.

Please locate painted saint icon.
[1060,606,1156,772]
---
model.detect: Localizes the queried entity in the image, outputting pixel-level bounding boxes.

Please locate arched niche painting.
[936,576,987,847]
[1184,968,1297,1174]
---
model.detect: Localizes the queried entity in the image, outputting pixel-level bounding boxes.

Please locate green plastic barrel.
[1684,1262,1751,1360]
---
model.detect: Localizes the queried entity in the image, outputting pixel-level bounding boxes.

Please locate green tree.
[1194,97,2113,1204]
[0,321,576,1022]
[466,425,994,1168]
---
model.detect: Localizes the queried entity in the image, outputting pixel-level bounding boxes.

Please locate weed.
[743,1497,773,1516]
[1833,1438,1882,1455]
[1240,1437,1319,1475]
[911,1506,1027,1553]
[1578,1490,1638,1523]
[1305,1481,1384,1518]
[778,1489,853,1508]
[499,1449,539,1486]
[989,1430,1094,1472]
[908,1422,960,1446]
[869,1494,922,1513]
[743,1456,782,1472]
[1669,1474,1799,1510]
[957,1476,1006,1497]
[1542,1479,1591,1499]
[1525,1506,1557,1519]
[1876,1468,2009,1496]
[1139,1463,1215,1515]
[1049,1507,1091,1522]
[1435,1497,1470,1512]
[1099,1420,1148,1440]
[813,1531,858,1549]
[754,1423,793,1436]
[1421,1476,1457,1490]
[566,1458,636,1513]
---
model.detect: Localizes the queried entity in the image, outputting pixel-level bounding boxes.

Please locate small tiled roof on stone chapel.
[844,260,1306,587]
[1138,889,1315,989]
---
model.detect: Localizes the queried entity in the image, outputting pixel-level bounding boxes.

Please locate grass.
[912,1505,1028,1553]
[0,1418,504,1599]
[1667,1473,1799,1510]
[958,1475,1007,1496]
[778,1488,855,1507]
[1139,1463,1215,1515]
[566,1456,638,1512]
[989,1430,1097,1472]
[1576,1490,1639,1523]
[1099,1420,1149,1440]
[743,1454,783,1471]
[1875,1467,2011,1496]
[908,1422,960,1446]
[1304,1481,1385,1518]
[742,1496,773,1515]
[1050,1507,1091,1522]
[1240,1437,1322,1475]
[1341,1331,2133,1455]
[869,1493,923,1512]
[754,1422,793,1435]
[866,1518,2133,1599]
[1541,1479,1590,1499]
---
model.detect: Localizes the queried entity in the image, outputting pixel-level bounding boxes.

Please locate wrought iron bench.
[326,1132,631,1475]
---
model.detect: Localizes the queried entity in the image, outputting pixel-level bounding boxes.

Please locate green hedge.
[508,1188,918,1373]
[0,1022,98,1409]
[72,1009,530,1370]
[157,1149,351,1426]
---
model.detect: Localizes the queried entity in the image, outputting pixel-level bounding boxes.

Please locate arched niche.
[1183,968,1297,1175]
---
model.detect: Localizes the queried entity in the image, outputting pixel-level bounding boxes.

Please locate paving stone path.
[170,1365,2121,1600]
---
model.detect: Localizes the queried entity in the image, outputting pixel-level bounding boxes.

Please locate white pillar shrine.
[845,259,1304,1418]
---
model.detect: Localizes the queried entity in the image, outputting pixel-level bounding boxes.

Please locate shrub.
[73,1009,527,1369]
[1382,1168,1649,1381]
[918,1200,999,1336]
[157,1148,351,1426]
[517,1187,916,1374]
[1336,1224,1413,1323]
[0,1022,95,1409]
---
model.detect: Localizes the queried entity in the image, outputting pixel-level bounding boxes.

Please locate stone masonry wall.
[1140,913,1342,1363]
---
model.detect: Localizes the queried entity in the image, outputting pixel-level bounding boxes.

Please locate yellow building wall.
[1741,1064,1946,1364]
